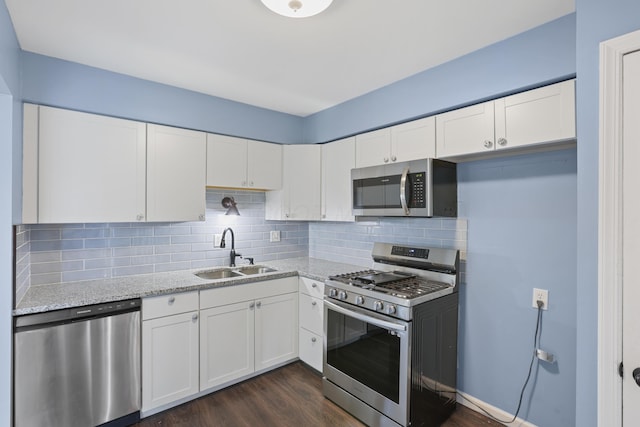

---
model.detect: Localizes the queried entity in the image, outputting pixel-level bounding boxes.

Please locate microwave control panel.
[409,172,426,208]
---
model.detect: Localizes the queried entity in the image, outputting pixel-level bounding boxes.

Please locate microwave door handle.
[399,167,410,216]
[324,299,407,332]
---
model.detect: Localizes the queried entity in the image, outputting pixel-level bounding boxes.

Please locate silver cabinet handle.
[168,296,175,305]
[256,301,262,308]
[399,166,410,216]
[311,283,317,288]
[483,140,493,149]
[192,313,198,321]
[136,214,144,221]
[391,155,397,162]
[249,181,254,187]
[311,337,317,343]
[249,302,255,309]
[242,180,247,186]
[383,157,389,163]
[311,301,317,306]
[199,214,205,221]
[497,137,507,146]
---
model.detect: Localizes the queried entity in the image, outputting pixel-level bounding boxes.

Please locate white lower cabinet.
[199,277,299,392]
[298,277,324,372]
[142,292,200,413]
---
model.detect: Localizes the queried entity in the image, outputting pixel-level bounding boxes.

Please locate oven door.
[323,298,411,426]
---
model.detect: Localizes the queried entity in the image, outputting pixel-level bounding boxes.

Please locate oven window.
[326,309,400,403]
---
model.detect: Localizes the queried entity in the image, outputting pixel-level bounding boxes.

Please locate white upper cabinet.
[321,137,355,222]
[146,124,207,222]
[23,104,147,223]
[206,134,282,190]
[355,116,436,168]
[436,80,576,160]
[265,144,321,221]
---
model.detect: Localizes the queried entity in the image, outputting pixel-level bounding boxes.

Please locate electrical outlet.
[214,234,223,247]
[536,349,556,364]
[532,288,549,310]
[270,230,281,242]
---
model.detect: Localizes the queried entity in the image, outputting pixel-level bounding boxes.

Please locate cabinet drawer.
[299,277,324,298]
[200,277,298,310]
[299,328,322,372]
[143,291,199,320]
[299,293,323,335]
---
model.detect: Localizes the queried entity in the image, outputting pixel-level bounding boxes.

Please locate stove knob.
[386,305,397,315]
[328,288,337,298]
[355,296,365,305]
[338,291,348,300]
[374,301,384,311]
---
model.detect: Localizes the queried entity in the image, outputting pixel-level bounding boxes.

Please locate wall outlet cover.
[214,234,222,247]
[532,288,549,310]
[270,230,281,242]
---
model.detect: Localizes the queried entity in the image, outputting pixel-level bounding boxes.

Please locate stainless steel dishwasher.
[14,298,141,427]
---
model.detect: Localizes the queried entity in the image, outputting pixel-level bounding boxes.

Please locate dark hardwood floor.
[134,362,503,427]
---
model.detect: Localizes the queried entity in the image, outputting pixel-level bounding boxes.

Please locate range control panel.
[391,245,430,259]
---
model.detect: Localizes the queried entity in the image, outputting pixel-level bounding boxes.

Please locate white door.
[255,292,298,371]
[390,116,436,162]
[248,140,282,190]
[321,137,355,222]
[435,100,495,158]
[206,134,248,188]
[623,49,640,425]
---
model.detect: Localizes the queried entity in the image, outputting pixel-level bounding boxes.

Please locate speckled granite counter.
[14,257,365,316]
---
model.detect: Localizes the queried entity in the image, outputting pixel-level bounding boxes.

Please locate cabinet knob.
[311,337,317,343]
[391,155,397,162]
[168,296,175,305]
[497,137,507,146]
[483,140,493,149]
[192,313,198,321]
[322,214,326,219]
[242,180,247,186]
[199,214,205,221]
[249,181,254,187]
[311,283,317,288]
[249,302,255,309]
[136,214,144,221]
[285,213,290,218]
[311,301,317,306]
[256,301,262,308]
[383,157,389,163]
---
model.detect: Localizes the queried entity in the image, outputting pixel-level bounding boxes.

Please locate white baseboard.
[456,391,537,427]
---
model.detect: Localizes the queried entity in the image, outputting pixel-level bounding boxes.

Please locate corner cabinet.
[142,292,200,413]
[199,277,298,392]
[265,144,321,221]
[23,105,207,223]
[321,137,355,222]
[436,79,576,160]
[206,134,282,190]
[147,124,206,222]
[355,116,436,168]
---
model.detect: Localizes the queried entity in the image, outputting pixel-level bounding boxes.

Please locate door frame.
[598,28,640,426]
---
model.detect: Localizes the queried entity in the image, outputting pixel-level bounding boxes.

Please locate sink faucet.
[220,227,241,267]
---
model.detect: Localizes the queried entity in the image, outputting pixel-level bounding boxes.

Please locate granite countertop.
[14,257,365,316]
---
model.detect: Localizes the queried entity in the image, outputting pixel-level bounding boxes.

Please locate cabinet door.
[147,124,206,222]
[435,101,495,158]
[200,301,255,391]
[36,106,146,223]
[142,311,199,411]
[321,137,355,222]
[255,292,298,371]
[206,134,248,188]
[248,140,282,190]
[284,145,322,220]
[494,79,576,151]
[391,116,436,162]
[355,127,391,168]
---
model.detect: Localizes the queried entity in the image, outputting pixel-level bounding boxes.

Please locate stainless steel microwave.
[351,158,457,217]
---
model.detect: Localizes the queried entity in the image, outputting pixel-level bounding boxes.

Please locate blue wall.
[457,149,577,426]
[575,1,640,425]
[21,53,305,145]
[304,14,576,143]
[0,0,21,425]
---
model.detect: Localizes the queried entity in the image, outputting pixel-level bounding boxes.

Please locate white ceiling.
[6,0,575,117]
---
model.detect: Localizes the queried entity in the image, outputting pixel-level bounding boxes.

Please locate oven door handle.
[324,299,407,332]
[399,166,410,216]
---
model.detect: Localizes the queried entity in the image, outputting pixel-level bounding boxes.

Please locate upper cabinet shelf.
[435,79,576,161]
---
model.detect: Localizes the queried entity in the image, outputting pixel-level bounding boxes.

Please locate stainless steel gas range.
[323,242,459,427]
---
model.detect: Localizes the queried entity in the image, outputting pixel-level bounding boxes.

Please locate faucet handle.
[243,257,254,265]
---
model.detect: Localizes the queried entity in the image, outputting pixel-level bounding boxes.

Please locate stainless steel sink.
[194,269,243,280]
[234,266,277,275]
[194,266,277,280]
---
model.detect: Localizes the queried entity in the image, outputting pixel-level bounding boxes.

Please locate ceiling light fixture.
[260,0,333,18]
[221,197,240,216]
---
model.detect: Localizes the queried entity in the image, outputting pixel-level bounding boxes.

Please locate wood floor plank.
[134,362,503,427]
